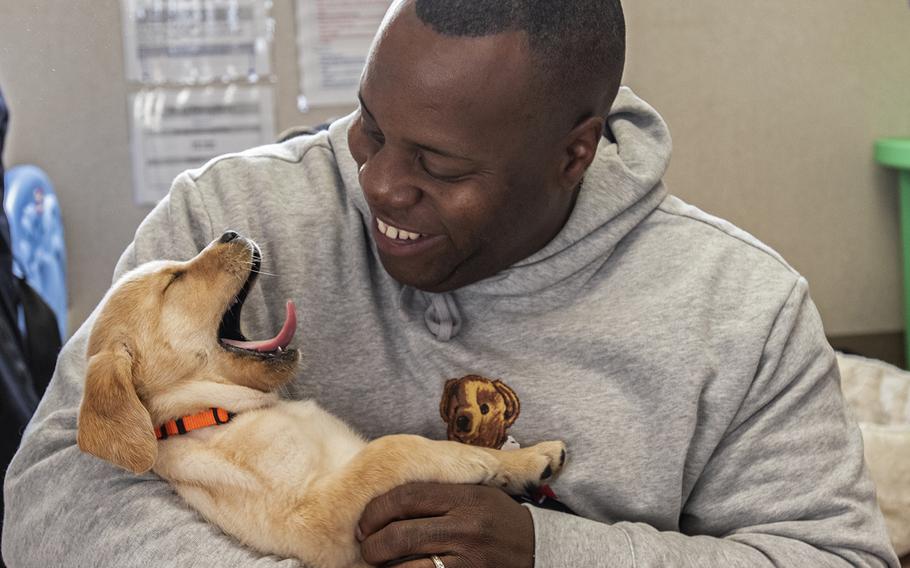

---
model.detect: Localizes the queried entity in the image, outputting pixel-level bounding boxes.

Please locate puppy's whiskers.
[275,383,293,400]
[239,259,278,278]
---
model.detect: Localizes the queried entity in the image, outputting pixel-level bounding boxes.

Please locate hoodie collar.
[329,87,672,337]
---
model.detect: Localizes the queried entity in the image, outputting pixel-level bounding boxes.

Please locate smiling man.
[349,2,615,295]
[2,1,900,567]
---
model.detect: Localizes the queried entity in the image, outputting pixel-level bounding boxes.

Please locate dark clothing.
[0,87,40,568]
[0,87,14,324]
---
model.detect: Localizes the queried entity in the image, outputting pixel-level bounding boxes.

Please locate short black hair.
[414,0,625,120]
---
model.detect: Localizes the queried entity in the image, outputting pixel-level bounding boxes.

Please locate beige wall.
[0,1,908,337]
[622,1,910,336]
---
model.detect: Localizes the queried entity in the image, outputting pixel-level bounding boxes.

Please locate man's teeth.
[377,219,422,241]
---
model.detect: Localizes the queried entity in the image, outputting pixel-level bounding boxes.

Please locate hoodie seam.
[654,205,799,277]
[187,136,333,183]
[175,172,216,244]
[616,525,638,568]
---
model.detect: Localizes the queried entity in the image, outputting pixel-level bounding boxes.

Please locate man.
[2,1,899,566]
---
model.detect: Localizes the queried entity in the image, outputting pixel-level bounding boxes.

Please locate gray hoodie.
[2,88,899,567]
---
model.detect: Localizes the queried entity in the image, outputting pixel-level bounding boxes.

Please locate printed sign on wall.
[130,85,275,205]
[121,0,273,84]
[295,0,393,109]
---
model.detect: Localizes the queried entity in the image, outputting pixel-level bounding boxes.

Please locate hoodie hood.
[329,86,672,339]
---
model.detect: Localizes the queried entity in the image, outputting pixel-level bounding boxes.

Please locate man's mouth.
[373,217,445,257]
[376,218,425,242]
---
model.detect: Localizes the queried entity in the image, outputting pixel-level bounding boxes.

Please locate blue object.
[3,165,67,340]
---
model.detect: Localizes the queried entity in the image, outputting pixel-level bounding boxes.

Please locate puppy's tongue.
[222,300,297,352]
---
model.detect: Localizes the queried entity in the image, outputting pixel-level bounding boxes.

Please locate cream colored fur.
[838,352,910,557]
[77,236,566,568]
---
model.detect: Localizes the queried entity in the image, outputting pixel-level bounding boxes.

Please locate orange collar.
[155,408,234,440]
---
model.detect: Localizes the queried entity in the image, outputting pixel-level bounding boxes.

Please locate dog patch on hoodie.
[438,374,574,513]
[439,375,521,449]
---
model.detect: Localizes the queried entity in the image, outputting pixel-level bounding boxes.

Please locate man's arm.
[357,278,899,568]
[527,278,898,567]
[2,173,300,567]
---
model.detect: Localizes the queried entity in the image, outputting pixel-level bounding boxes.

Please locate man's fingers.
[385,555,459,568]
[360,516,457,566]
[359,483,462,538]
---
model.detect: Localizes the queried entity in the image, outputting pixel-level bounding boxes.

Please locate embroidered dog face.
[439,375,520,449]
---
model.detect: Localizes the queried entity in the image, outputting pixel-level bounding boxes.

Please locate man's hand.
[358,483,535,568]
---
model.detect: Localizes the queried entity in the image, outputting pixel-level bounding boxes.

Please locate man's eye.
[363,122,385,145]
[418,155,466,183]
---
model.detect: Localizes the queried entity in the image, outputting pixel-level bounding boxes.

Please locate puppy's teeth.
[276,346,283,353]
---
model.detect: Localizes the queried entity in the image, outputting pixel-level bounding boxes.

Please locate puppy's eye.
[162,271,185,294]
[480,404,489,415]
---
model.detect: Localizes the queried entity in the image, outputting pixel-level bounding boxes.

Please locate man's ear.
[77,343,156,474]
[493,380,521,428]
[559,115,605,191]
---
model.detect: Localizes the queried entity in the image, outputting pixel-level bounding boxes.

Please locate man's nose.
[359,149,422,209]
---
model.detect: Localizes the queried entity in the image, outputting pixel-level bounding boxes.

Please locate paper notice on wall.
[130,85,275,205]
[295,0,393,109]
[121,0,273,84]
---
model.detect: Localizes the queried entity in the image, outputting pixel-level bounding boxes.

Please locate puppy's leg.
[329,435,566,499]
[285,435,566,568]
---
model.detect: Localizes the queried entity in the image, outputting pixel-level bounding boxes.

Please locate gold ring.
[430,555,446,568]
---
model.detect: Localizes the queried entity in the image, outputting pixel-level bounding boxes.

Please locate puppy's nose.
[456,415,471,433]
[219,230,241,243]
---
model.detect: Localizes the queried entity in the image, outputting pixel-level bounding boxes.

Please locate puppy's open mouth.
[217,246,298,360]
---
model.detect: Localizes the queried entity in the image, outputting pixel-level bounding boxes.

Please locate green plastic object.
[875,138,910,368]
[876,138,910,169]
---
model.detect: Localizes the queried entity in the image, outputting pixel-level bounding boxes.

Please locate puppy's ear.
[493,380,521,428]
[77,343,156,474]
[439,378,461,424]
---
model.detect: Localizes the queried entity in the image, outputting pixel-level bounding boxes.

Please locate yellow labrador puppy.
[77,231,566,568]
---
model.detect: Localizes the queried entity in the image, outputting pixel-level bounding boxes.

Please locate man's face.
[347,7,574,293]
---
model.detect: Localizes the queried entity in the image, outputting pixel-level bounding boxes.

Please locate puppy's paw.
[492,441,566,495]
[529,440,567,483]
